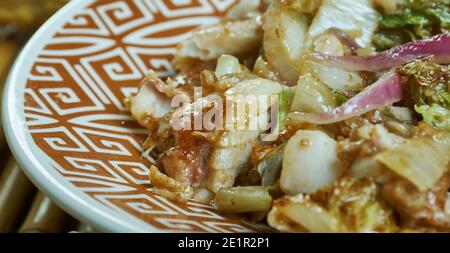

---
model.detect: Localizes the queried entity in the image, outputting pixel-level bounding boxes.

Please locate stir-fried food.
[128,0,450,232]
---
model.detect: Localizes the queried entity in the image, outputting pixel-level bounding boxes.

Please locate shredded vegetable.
[305,34,450,72]
[287,72,404,125]
[375,133,450,191]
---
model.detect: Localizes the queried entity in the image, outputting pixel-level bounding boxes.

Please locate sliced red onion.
[304,34,450,72]
[287,72,404,125]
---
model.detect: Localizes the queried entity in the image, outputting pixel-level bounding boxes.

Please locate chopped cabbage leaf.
[373,0,450,50]
[268,178,398,232]
[375,133,450,191]
[416,104,450,131]
[290,73,338,113]
[215,186,273,213]
[399,58,450,131]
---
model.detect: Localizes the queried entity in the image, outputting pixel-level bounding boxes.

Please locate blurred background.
[0,0,94,233]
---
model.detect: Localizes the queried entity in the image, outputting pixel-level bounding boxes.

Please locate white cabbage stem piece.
[177,17,263,60]
[215,55,242,77]
[305,0,379,49]
[280,130,341,194]
[130,77,171,122]
[300,0,379,91]
[263,2,309,85]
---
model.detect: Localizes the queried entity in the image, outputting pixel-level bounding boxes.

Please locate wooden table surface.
[0,0,95,233]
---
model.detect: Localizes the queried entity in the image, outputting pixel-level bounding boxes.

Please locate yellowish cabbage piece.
[301,0,380,91]
[263,1,309,85]
[268,194,341,232]
[215,186,273,213]
[253,55,281,82]
[268,178,398,232]
[290,73,337,113]
[215,55,242,77]
[177,17,263,60]
[375,134,450,191]
[300,61,366,91]
[306,0,380,48]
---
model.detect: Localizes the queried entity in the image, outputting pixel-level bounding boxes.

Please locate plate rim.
[2,0,162,233]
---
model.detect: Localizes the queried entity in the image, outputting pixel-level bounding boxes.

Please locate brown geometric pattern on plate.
[23,0,269,232]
